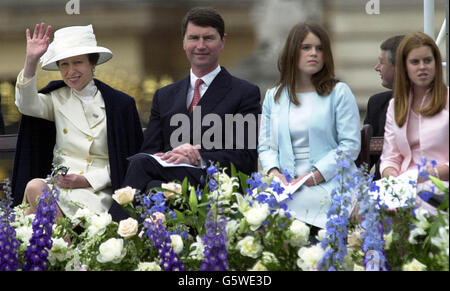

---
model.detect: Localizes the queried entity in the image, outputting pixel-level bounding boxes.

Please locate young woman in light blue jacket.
[258,23,361,229]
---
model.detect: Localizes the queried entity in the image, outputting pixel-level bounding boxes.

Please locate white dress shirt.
[186,65,221,109]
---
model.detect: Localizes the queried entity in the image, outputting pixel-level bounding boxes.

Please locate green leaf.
[174,209,185,221]
[182,177,189,198]
[189,186,198,214]
[238,171,250,193]
[231,162,237,178]
[429,176,449,194]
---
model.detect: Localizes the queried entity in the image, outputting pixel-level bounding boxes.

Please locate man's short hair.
[380,35,404,65]
[181,7,225,39]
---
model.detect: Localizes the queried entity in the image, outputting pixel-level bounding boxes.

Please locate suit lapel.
[174,76,190,114]
[195,68,232,115]
[55,88,92,136]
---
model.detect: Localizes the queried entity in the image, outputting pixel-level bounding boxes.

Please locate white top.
[289,92,315,149]
[186,65,221,108]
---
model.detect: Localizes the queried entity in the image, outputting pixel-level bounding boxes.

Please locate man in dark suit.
[119,7,261,207]
[364,35,404,179]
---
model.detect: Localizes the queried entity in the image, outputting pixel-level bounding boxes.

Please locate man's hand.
[155,143,202,166]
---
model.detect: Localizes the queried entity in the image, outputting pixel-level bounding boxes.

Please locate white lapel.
[84,91,106,129]
[55,88,92,136]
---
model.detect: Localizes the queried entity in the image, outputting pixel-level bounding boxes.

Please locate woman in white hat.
[13,23,143,220]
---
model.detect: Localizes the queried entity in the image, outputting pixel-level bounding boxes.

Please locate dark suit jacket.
[12,79,144,213]
[141,67,261,175]
[363,90,392,179]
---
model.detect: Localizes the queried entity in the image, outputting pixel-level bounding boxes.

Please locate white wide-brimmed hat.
[40,24,112,71]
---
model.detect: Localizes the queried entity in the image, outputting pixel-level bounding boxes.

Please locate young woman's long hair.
[274,23,338,105]
[393,32,447,127]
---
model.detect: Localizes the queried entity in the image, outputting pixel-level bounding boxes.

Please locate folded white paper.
[130,153,200,168]
[272,173,313,203]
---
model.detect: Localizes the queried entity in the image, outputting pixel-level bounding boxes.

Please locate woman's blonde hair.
[393,32,447,127]
[274,23,338,105]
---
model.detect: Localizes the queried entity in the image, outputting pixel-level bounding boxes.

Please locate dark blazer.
[363,90,392,179]
[141,67,261,175]
[11,79,144,212]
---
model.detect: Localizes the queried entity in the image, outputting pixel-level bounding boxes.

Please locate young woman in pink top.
[380,32,448,202]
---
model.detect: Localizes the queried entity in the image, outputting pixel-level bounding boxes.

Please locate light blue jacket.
[258,82,361,182]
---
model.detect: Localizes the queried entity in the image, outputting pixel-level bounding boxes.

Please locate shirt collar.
[190,65,221,88]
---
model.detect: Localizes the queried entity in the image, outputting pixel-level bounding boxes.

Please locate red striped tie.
[188,78,203,114]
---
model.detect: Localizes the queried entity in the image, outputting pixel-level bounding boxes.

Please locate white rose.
[170,234,184,254]
[244,203,269,230]
[87,212,112,236]
[288,220,310,247]
[97,238,127,264]
[236,236,263,259]
[297,245,325,271]
[112,186,136,205]
[118,218,139,238]
[135,262,162,271]
[161,182,182,199]
[402,258,427,271]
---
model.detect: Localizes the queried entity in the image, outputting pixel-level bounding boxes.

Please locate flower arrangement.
[0,153,448,271]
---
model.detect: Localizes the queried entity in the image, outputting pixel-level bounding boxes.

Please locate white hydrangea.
[297,245,325,271]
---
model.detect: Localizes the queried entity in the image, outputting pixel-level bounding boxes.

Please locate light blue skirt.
[285,147,334,229]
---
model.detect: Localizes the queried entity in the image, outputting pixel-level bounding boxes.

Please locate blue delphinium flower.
[318,148,354,271]
[136,190,168,220]
[354,168,389,271]
[0,180,20,271]
[22,185,59,271]
[200,210,228,271]
[144,220,185,271]
[282,169,293,183]
[246,172,268,194]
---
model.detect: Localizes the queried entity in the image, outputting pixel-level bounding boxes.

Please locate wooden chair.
[355,124,384,169]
